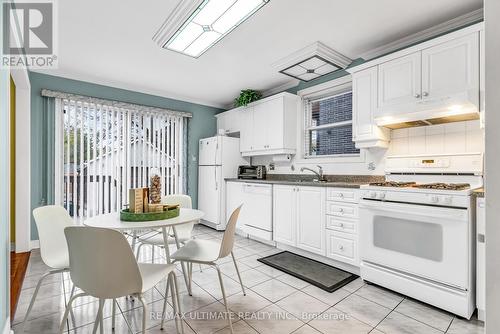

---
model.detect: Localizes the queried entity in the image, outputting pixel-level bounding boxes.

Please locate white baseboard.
[2,317,11,334]
[30,240,40,249]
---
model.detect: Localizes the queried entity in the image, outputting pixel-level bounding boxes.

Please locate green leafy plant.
[234,89,263,107]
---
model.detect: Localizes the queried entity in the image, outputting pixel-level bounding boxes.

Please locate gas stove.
[358,153,483,319]
[367,181,471,190]
[361,153,483,206]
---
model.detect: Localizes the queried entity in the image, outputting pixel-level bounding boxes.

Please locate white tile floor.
[12,225,485,334]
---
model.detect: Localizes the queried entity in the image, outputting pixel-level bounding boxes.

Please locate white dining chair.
[135,194,198,294]
[135,195,194,259]
[169,205,245,333]
[19,205,76,333]
[60,226,183,334]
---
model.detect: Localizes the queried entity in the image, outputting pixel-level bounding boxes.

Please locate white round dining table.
[83,208,204,231]
[84,208,204,294]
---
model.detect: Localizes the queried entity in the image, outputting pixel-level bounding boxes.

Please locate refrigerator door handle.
[215,167,218,191]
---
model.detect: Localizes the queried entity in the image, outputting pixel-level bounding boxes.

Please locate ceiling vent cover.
[273,42,352,82]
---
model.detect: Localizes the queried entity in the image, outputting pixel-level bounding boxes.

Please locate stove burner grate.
[412,183,470,190]
[368,181,417,187]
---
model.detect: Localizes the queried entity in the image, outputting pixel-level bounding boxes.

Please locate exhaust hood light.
[448,104,464,113]
[154,0,269,58]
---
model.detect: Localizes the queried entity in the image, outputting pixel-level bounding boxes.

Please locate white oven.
[356,153,483,319]
[359,199,471,289]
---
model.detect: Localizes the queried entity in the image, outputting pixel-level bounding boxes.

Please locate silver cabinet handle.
[339,245,344,251]
[423,91,429,97]
[414,93,421,98]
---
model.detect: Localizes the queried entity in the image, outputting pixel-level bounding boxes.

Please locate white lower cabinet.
[273,185,326,256]
[325,188,360,266]
[296,187,326,255]
[273,185,296,246]
[326,230,358,266]
[476,196,485,321]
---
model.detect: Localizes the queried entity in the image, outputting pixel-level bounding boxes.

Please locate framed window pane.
[308,125,359,156]
[311,92,353,126]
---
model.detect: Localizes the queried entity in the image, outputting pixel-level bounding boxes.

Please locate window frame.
[297,75,365,163]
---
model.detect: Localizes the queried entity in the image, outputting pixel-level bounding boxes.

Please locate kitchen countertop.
[474,188,485,198]
[225,174,384,189]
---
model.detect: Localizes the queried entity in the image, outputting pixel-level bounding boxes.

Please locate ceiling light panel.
[160,0,269,58]
[280,56,342,82]
[272,42,352,82]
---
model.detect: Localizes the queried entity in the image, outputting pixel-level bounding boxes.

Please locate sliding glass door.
[54,98,187,221]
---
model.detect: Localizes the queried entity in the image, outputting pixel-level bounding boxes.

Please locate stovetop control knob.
[369,191,377,199]
[430,195,439,203]
[378,192,386,200]
[443,196,452,205]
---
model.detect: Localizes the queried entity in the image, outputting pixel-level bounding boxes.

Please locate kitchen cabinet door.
[326,230,358,266]
[296,186,326,256]
[263,97,284,150]
[273,185,296,246]
[352,67,390,148]
[239,106,254,152]
[476,197,485,320]
[378,52,422,112]
[421,33,479,105]
[226,182,245,230]
[252,103,268,151]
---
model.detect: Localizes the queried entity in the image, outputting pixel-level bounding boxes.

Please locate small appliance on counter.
[238,165,266,179]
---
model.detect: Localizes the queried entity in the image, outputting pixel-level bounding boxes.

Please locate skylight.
[159,0,269,58]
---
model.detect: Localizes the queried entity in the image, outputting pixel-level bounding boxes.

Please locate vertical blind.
[51,93,189,221]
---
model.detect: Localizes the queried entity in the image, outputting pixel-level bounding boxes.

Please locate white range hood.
[375,93,480,129]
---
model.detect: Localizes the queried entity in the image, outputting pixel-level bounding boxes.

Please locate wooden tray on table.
[120,205,180,222]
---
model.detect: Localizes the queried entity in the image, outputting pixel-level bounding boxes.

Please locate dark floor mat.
[258,251,358,292]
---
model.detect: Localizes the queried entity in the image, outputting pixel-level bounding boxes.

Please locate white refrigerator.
[198,136,247,230]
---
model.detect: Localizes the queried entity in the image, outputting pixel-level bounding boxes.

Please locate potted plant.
[234,89,262,107]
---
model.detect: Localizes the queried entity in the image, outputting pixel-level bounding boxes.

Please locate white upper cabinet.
[239,106,254,152]
[352,67,390,148]
[378,52,422,113]
[421,33,479,105]
[348,23,482,136]
[216,92,299,156]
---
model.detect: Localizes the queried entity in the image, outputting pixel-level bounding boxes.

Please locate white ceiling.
[34,0,483,108]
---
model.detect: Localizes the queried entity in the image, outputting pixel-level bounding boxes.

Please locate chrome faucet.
[300,165,324,181]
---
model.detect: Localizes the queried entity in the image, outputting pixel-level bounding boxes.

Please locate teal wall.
[0,0,11,327]
[30,72,223,240]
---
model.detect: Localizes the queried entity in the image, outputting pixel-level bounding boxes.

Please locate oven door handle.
[359,201,468,220]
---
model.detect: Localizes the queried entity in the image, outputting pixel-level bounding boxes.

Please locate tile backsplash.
[249,120,483,176]
[388,120,484,155]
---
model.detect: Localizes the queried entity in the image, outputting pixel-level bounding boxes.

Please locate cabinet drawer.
[326,216,357,234]
[326,230,358,266]
[326,202,358,218]
[327,188,359,203]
